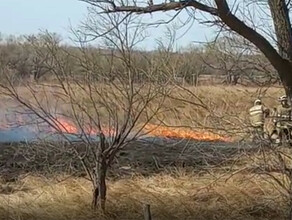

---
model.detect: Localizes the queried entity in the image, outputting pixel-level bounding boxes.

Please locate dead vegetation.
[1,0,292,219]
[0,10,289,218]
[0,85,290,220]
[0,84,285,139]
[0,134,288,219]
[0,171,285,220]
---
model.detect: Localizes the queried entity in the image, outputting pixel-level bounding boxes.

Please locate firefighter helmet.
[254,99,262,105]
[278,95,288,102]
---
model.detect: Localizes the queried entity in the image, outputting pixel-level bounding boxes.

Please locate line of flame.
[0,114,231,142]
[144,124,231,142]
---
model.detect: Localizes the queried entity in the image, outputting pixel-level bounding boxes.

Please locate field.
[0,84,285,138]
[0,172,284,220]
[0,85,290,220]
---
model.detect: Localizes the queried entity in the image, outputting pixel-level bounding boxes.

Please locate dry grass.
[0,172,285,220]
[0,85,289,220]
[0,84,286,137]
[161,86,284,133]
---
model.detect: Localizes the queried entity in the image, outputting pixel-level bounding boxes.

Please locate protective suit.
[248,99,269,139]
[275,95,292,141]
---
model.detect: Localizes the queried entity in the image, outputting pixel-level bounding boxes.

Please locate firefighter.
[248,99,269,140]
[274,95,292,143]
[276,95,291,117]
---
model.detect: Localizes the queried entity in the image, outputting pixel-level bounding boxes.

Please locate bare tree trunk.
[268,0,292,60]
[232,74,239,85]
[92,158,107,211]
[267,0,292,100]
[92,185,99,209]
[277,65,292,100]
[99,158,107,211]
[92,132,108,211]
[227,73,232,84]
[194,74,199,87]
[143,204,152,220]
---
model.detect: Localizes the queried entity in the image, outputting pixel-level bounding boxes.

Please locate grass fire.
[0,85,290,220]
[144,124,231,142]
[1,1,292,219]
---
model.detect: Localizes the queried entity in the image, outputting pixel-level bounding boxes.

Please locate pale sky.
[0,0,216,49]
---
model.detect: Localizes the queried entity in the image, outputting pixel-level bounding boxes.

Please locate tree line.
[0,33,279,86]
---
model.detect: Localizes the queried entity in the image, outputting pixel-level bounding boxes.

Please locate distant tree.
[202,36,278,86]
[27,32,62,81]
[81,0,292,99]
[0,36,33,82]
[178,47,206,86]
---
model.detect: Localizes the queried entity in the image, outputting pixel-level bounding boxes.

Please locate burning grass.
[0,85,289,219]
[0,84,286,141]
[144,124,232,142]
[0,172,285,220]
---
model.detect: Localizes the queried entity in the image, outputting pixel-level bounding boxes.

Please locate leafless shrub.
[0,12,171,212]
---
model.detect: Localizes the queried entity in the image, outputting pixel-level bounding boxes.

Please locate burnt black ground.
[0,137,256,182]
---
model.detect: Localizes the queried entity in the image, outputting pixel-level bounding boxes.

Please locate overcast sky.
[0,0,216,49]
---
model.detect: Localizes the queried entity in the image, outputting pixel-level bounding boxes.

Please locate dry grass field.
[0,85,290,220]
[0,84,285,133]
[0,172,284,220]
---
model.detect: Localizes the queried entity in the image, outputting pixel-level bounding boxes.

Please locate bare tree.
[80,0,292,99]
[0,12,170,212]
[27,33,62,82]
[202,35,279,86]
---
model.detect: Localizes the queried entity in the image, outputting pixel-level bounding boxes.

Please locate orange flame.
[53,118,116,136]
[54,118,79,134]
[0,112,231,142]
[144,124,231,142]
